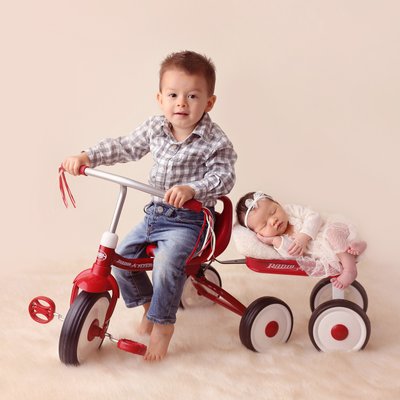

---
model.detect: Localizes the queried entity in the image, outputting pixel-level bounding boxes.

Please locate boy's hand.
[62,153,90,176]
[164,185,195,208]
[288,232,311,256]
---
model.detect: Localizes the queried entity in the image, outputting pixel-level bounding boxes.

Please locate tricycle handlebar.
[79,166,202,212]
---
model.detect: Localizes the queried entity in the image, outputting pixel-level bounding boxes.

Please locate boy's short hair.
[159,51,216,96]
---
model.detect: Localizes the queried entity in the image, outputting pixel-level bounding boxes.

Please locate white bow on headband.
[244,192,273,228]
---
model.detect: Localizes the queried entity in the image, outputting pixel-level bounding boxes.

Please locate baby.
[236,192,367,289]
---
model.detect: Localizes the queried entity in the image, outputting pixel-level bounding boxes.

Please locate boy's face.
[246,199,289,237]
[157,68,216,138]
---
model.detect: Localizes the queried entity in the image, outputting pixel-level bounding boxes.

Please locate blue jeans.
[113,202,213,325]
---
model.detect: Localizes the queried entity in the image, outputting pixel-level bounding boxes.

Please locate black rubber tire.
[309,299,371,352]
[309,278,368,312]
[239,296,293,352]
[180,265,222,309]
[59,291,111,365]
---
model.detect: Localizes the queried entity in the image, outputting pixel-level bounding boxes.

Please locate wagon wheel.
[309,299,370,352]
[310,278,368,311]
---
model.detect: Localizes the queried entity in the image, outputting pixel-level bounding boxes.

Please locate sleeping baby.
[236,192,367,289]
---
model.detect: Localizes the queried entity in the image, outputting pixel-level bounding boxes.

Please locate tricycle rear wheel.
[239,296,293,352]
[180,266,222,308]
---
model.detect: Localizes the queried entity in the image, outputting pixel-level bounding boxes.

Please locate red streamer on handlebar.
[58,165,76,208]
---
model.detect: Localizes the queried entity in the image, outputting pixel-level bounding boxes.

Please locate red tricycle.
[29,167,370,365]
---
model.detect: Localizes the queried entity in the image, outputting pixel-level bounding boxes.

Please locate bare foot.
[331,252,358,289]
[143,323,174,362]
[331,268,358,289]
[347,240,367,256]
[137,303,153,336]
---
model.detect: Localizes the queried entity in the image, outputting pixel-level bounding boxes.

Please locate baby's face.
[246,199,289,237]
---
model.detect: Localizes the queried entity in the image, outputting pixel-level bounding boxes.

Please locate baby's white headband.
[244,192,273,228]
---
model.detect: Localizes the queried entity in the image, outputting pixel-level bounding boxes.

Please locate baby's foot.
[143,323,174,362]
[330,269,357,289]
[347,240,367,256]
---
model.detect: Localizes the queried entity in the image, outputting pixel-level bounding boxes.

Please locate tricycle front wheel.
[59,291,111,365]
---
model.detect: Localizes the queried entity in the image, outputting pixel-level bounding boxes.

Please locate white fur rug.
[2,260,400,400]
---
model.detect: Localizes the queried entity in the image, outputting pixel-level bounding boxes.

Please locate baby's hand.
[62,153,90,176]
[256,233,282,248]
[164,185,195,208]
[288,232,311,256]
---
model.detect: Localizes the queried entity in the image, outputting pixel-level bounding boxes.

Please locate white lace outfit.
[274,204,360,277]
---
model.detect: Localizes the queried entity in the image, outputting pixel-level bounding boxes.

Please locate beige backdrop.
[2,0,398,273]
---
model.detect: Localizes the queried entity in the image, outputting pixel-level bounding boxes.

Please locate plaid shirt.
[86,113,237,207]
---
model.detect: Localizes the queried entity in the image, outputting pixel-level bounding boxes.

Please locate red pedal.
[29,296,56,324]
[117,339,147,356]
